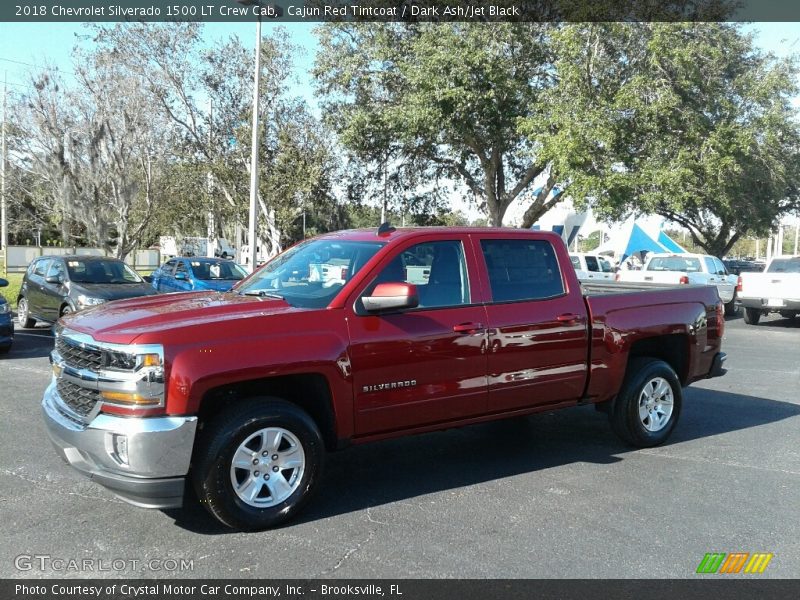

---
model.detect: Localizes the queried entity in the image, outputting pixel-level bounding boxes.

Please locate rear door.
[476,235,589,412]
[346,236,489,435]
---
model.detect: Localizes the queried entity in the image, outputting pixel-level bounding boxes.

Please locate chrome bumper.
[42,378,197,509]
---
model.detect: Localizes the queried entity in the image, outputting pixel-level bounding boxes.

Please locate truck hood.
[60,291,298,344]
[71,281,158,301]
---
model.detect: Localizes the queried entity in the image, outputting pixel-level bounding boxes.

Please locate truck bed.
[581,280,713,296]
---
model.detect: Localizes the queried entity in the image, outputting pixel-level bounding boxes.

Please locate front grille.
[56,379,100,417]
[56,337,102,371]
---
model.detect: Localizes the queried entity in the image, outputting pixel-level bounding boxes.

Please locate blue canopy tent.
[656,231,687,254]
[620,223,671,260]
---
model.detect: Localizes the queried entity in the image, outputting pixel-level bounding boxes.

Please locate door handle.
[453,322,485,334]
[556,313,581,324]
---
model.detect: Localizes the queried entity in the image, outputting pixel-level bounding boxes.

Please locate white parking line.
[1,364,51,375]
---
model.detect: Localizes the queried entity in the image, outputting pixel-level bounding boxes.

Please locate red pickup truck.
[43,227,726,530]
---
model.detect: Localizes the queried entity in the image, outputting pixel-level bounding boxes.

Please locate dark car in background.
[151,257,247,293]
[0,278,12,354]
[723,259,764,276]
[16,255,157,328]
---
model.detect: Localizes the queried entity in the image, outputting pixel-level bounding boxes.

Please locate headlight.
[77,295,106,307]
[102,349,162,372]
[0,303,9,314]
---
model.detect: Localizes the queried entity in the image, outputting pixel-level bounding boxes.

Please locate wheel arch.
[626,334,689,385]
[196,374,339,451]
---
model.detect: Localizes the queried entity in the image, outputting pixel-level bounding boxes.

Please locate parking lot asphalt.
[0,313,798,579]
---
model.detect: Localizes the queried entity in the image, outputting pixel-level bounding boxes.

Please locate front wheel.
[16,297,36,328]
[192,398,324,530]
[610,358,682,447]
[743,307,761,325]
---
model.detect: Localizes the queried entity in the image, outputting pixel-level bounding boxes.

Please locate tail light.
[716,301,725,338]
[736,276,742,292]
[679,275,689,284]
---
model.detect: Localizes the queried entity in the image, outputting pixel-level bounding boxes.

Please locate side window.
[570,256,581,269]
[175,261,189,277]
[481,239,565,302]
[584,256,600,272]
[33,259,51,277]
[367,240,469,309]
[703,257,716,274]
[46,260,65,280]
[599,258,614,273]
[163,260,177,275]
[713,258,727,276]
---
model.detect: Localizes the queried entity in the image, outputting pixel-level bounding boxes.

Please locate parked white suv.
[617,253,739,315]
[569,253,615,281]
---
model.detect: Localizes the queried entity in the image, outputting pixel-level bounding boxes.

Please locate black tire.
[60,305,73,317]
[192,397,325,531]
[778,311,797,320]
[743,307,761,325]
[724,295,738,317]
[0,344,10,355]
[609,358,682,448]
[16,297,36,328]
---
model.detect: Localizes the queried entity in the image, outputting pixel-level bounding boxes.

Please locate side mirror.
[45,275,63,284]
[363,282,419,312]
[0,278,7,287]
[175,272,187,281]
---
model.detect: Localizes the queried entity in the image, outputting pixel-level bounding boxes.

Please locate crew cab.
[738,256,800,325]
[569,253,615,281]
[42,227,726,530]
[616,253,739,316]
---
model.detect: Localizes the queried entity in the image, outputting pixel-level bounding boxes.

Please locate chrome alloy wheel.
[229,427,306,508]
[17,298,29,323]
[638,377,674,432]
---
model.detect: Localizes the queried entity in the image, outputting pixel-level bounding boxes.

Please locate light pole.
[239,0,263,272]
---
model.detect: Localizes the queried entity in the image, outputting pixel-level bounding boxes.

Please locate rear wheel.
[60,305,73,317]
[778,311,797,320]
[724,294,738,317]
[743,307,761,325]
[16,297,36,328]
[610,358,682,447]
[192,397,324,530]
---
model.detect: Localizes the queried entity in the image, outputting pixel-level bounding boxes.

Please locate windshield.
[236,239,385,308]
[646,256,702,272]
[66,259,143,284]
[767,258,800,273]
[190,261,246,281]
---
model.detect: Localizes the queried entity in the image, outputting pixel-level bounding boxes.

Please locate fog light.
[112,434,129,465]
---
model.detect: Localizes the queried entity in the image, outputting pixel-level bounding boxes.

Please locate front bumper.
[739,297,800,311]
[42,379,197,509]
[0,313,12,348]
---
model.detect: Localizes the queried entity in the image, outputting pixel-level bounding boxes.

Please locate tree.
[558,23,800,257]
[90,24,339,258]
[22,52,169,257]
[314,22,566,227]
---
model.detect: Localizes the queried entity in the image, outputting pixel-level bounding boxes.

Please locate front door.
[347,237,489,435]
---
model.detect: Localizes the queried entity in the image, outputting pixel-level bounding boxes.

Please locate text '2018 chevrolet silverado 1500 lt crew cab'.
[43,227,727,530]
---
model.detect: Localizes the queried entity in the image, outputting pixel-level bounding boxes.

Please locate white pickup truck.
[569,253,615,281]
[617,253,739,316]
[738,256,800,325]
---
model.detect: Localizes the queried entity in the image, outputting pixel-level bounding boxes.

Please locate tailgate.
[740,273,800,300]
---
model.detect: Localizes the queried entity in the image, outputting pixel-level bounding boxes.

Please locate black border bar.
[2,0,800,23]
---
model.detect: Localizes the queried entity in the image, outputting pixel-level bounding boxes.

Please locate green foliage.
[314,22,560,226]
[0,273,24,309]
[553,23,800,256]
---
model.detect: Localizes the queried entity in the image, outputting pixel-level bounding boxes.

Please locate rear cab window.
[480,239,565,302]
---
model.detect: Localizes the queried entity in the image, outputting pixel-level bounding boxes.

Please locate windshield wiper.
[240,289,284,299]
